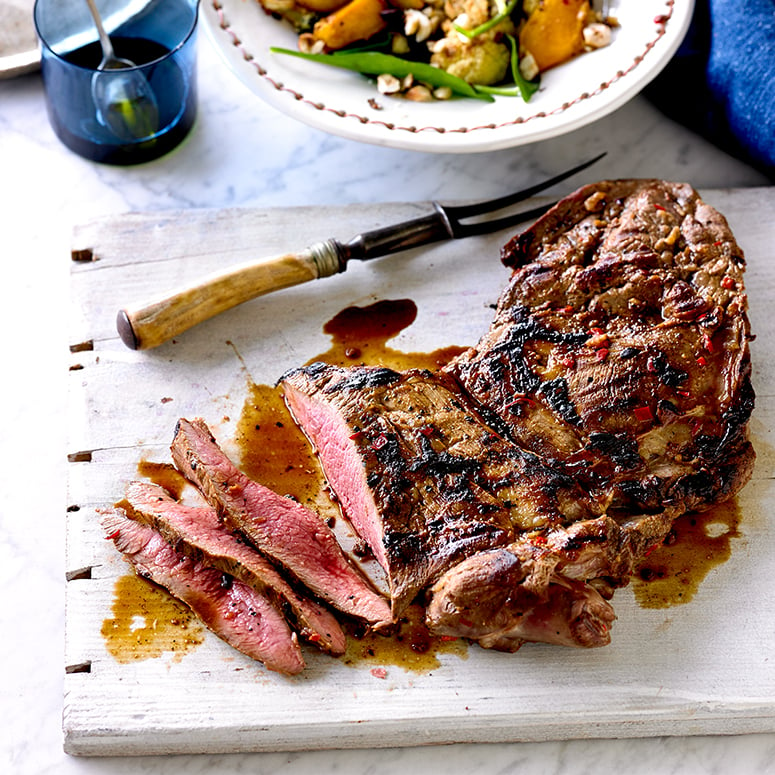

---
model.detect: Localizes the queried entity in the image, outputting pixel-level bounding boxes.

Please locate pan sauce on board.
[104,298,744,666]
[101,573,205,663]
[633,498,742,609]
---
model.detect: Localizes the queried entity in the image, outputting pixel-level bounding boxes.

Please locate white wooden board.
[64,189,775,756]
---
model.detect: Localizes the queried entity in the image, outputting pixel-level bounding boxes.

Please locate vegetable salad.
[262,0,618,102]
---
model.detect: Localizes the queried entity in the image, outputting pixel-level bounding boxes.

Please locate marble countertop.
[1,17,773,775]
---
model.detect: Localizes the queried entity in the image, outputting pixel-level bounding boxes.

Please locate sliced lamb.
[170,417,392,627]
[102,510,305,675]
[123,480,346,655]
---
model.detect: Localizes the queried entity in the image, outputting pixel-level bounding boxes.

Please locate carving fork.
[117,152,604,350]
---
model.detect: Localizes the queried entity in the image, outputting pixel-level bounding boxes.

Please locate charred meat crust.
[447,179,754,514]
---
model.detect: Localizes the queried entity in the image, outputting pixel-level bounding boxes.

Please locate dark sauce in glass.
[47,34,196,165]
[63,35,168,69]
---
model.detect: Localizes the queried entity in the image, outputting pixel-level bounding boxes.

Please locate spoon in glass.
[84,0,160,141]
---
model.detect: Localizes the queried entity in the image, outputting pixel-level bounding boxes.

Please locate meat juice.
[136,460,188,500]
[315,298,466,372]
[632,498,742,608]
[101,573,204,664]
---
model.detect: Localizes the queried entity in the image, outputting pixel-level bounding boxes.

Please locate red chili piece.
[504,393,531,409]
[371,434,388,450]
[633,405,653,422]
[557,353,576,369]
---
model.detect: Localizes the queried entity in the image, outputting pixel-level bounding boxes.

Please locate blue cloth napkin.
[645,0,775,180]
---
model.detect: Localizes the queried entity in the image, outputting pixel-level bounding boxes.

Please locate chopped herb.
[454,0,520,39]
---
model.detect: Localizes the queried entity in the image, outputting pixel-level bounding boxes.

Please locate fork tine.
[442,151,606,222]
[447,201,560,238]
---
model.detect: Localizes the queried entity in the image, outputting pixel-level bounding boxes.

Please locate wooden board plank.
[64,190,775,756]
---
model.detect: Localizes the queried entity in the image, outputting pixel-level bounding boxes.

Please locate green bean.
[270,48,495,102]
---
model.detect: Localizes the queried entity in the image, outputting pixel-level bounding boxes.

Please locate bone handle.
[117,241,342,350]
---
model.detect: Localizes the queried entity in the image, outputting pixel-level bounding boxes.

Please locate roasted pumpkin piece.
[295,0,350,13]
[519,0,590,72]
[313,0,389,50]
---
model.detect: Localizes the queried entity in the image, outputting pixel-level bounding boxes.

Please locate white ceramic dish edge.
[201,0,695,153]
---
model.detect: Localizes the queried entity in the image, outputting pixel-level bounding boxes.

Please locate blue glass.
[34,0,199,165]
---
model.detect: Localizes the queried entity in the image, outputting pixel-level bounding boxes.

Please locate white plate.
[0,0,39,78]
[201,0,695,153]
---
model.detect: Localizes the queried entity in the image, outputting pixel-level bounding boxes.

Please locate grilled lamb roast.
[281,180,755,651]
[105,179,754,662]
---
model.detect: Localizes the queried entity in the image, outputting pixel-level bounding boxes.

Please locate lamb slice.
[280,363,605,615]
[170,417,391,628]
[102,510,305,675]
[124,480,346,656]
[446,179,755,515]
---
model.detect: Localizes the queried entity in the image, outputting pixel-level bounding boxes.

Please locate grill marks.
[281,364,603,614]
[448,179,755,515]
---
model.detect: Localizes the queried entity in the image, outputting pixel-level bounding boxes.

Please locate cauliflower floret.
[443,0,491,29]
[430,34,511,84]
[430,14,515,86]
